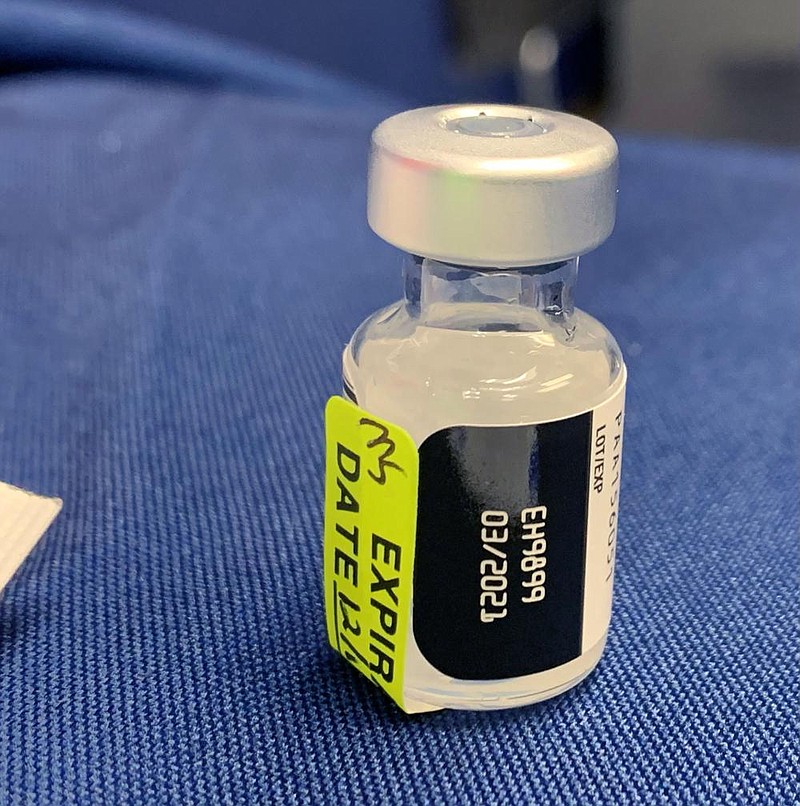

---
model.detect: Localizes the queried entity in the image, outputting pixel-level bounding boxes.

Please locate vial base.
[403,634,608,712]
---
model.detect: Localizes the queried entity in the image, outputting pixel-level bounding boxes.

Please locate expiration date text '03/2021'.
[479,507,548,623]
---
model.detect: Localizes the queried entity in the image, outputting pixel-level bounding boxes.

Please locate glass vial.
[343,105,625,710]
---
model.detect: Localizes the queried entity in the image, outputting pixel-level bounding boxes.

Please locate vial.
[330,105,625,712]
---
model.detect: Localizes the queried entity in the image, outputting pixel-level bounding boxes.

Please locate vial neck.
[403,255,577,330]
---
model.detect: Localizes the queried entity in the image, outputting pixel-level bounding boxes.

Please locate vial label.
[413,369,625,680]
[324,370,625,708]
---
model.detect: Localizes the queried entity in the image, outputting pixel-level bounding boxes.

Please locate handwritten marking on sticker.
[324,397,418,711]
[358,418,404,485]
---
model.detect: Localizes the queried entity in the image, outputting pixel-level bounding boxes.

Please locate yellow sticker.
[324,396,418,710]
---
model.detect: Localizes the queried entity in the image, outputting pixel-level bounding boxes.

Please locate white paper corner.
[0,481,62,593]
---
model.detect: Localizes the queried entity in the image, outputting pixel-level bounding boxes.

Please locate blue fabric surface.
[0,75,798,804]
[75,0,457,102]
[2,0,510,104]
[1,0,387,104]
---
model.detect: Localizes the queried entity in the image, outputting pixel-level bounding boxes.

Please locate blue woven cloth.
[1,0,508,103]
[0,0,383,103]
[0,75,798,804]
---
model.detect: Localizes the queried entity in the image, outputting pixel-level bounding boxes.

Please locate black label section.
[413,414,591,680]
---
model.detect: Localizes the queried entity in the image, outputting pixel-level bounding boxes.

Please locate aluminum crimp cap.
[368,104,618,267]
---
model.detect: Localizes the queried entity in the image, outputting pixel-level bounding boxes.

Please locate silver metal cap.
[368,104,618,267]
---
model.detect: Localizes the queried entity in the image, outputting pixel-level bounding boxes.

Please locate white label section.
[0,481,62,592]
[582,367,626,652]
